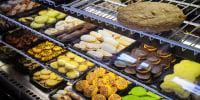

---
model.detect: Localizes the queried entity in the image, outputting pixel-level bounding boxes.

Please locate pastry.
[66,70,79,78]
[103,73,115,86]
[101,43,117,54]
[103,37,119,48]
[45,10,60,18]
[65,61,78,69]
[146,52,161,64]
[47,17,56,24]
[114,60,127,68]
[90,31,103,40]
[58,95,72,100]
[94,67,106,78]
[44,28,59,35]
[124,67,136,75]
[75,80,89,91]
[143,44,157,52]
[99,85,112,97]
[74,56,86,63]
[34,15,49,24]
[160,59,170,70]
[18,17,34,25]
[108,94,121,100]
[87,51,104,60]
[51,62,59,69]
[77,65,88,72]
[83,85,98,98]
[122,95,140,100]
[58,67,67,73]
[32,69,63,87]
[30,21,45,28]
[132,48,149,59]
[111,86,118,94]
[117,2,186,32]
[92,78,104,88]
[151,64,163,77]
[96,49,112,58]
[146,91,162,99]
[86,61,95,68]
[66,52,77,58]
[136,72,151,81]
[56,13,67,20]
[157,50,172,58]
[81,35,97,42]
[38,10,48,15]
[115,78,128,90]
[92,94,106,100]
[128,86,147,96]
[86,72,98,84]
[136,61,152,74]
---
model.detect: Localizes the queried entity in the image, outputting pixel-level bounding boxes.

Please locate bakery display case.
[0,0,200,100]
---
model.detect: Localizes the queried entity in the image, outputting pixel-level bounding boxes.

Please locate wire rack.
[62,0,200,55]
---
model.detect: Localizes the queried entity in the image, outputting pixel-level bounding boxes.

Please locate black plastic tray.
[46,53,96,80]
[49,84,86,100]
[30,67,65,92]
[40,20,97,45]
[70,28,135,64]
[25,41,67,63]
[109,41,181,84]
[1,28,43,51]
[15,6,64,31]
[0,1,43,19]
[71,67,137,100]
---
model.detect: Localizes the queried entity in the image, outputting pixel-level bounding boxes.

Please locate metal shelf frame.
[1,0,198,100]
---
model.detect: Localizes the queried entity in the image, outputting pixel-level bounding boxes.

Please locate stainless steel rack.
[0,63,49,100]
[61,0,200,55]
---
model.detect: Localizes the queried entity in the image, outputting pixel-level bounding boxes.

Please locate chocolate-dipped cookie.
[151,64,163,77]
[136,72,151,82]
[160,58,170,70]
[124,67,136,75]
[131,48,149,59]
[143,44,157,52]
[157,50,172,58]
[146,52,161,64]
[114,60,126,68]
[136,61,151,74]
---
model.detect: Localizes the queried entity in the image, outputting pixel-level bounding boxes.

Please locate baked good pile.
[114,43,176,82]
[74,29,135,60]
[117,2,186,32]
[75,67,132,99]
[50,52,95,79]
